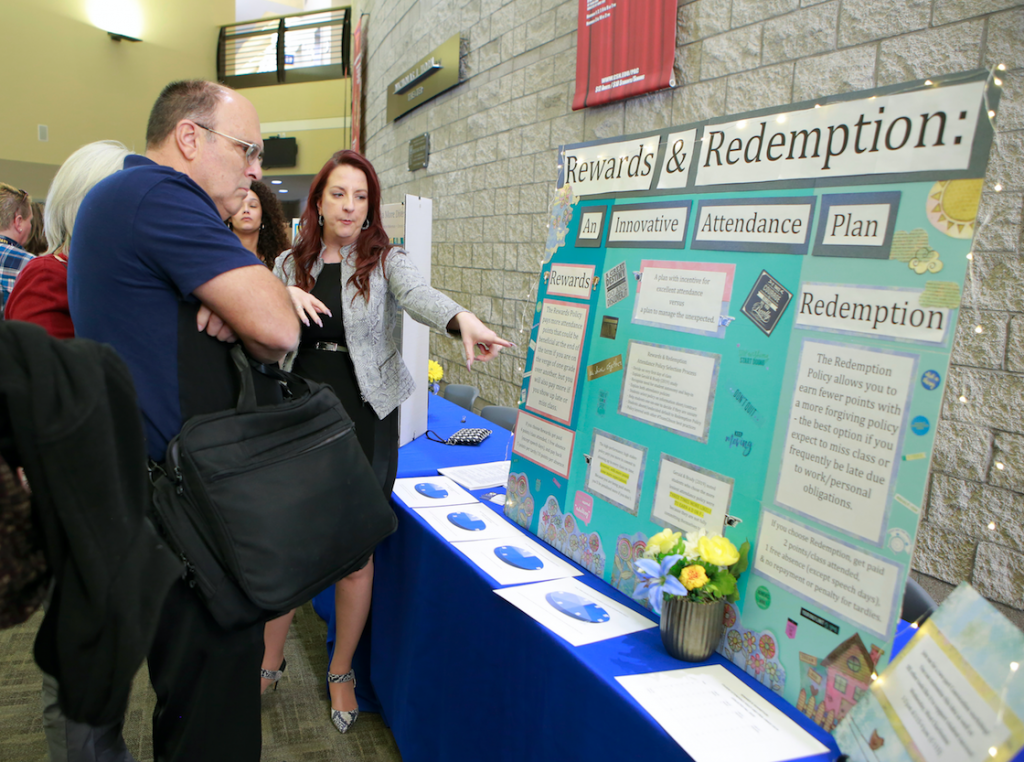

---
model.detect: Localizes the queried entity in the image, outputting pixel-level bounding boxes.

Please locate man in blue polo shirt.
[68,80,299,762]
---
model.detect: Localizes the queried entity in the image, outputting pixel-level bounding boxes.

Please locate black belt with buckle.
[312,341,348,353]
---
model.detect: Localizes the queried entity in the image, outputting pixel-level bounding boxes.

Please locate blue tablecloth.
[314,395,916,762]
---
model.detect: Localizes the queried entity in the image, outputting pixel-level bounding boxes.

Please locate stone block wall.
[358,0,1024,625]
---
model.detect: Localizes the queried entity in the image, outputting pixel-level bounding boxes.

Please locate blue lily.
[633,554,688,615]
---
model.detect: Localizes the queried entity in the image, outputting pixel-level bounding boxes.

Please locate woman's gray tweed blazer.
[274,243,464,419]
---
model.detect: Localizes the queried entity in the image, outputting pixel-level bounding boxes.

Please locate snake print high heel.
[327,669,358,733]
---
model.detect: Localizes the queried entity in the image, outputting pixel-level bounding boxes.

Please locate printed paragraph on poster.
[633,261,733,337]
[755,511,900,638]
[651,455,733,535]
[586,430,647,516]
[526,299,589,424]
[775,340,916,543]
[883,634,1010,762]
[512,412,576,478]
[619,341,719,441]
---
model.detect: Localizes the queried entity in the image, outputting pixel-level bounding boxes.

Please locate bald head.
[146,80,232,150]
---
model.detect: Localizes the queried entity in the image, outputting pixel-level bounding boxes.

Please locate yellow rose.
[679,565,709,591]
[647,528,682,556]
[698,535,740,566]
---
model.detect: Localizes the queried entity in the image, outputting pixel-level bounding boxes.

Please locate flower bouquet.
[428,359,443,395]
[634,528,749,661]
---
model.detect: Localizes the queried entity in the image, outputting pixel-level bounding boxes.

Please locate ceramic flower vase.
[660,596,726,662]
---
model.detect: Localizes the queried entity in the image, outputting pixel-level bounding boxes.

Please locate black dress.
[291,263,399,494]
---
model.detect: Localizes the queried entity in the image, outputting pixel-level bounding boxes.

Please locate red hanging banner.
[352,16,364,153]
[572,0,678,111]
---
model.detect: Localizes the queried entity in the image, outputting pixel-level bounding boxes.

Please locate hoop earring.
[362,218,370,230]
[318,214,324,226]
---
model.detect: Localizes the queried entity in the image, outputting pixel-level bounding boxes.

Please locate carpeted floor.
[0,603,403,762]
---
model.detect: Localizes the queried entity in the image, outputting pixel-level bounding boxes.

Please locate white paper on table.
[392,475,478,508]
[616,666,829,762]
[453,535,583,586]
[437,460,511,491]
[494,577,656,647]
[413,503,522,543]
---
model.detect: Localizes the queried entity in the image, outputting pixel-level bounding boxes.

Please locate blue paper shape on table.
[447,511,487,531]
[545,591,610,623]
[415,482,449,498]
[494,545,544,570]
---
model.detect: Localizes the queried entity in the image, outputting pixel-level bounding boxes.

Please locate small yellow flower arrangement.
[635,528,749,612]
[428,360,443,394]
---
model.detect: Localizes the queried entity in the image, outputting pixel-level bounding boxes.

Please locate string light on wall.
[958,64,1008,444]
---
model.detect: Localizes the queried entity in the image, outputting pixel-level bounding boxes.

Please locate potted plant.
[634,528,749,661]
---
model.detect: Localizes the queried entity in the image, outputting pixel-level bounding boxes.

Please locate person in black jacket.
[0,321,181,730]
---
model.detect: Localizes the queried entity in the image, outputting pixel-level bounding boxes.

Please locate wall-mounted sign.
[387,34,462,122]
[573,0,678,110]
[409,133,430,171]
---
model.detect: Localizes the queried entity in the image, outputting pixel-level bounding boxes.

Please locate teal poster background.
[504,70,997,730]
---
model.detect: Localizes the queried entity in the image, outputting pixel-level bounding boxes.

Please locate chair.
[901,576,937,624]
[442,383,479,412]
[480,405,518,431]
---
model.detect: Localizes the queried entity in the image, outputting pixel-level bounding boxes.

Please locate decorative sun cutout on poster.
[925,179,983,239]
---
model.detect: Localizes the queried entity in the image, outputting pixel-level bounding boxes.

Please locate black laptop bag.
[149,345,397,629]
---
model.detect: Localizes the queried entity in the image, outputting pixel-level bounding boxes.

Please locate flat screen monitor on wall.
[262,137,297,168]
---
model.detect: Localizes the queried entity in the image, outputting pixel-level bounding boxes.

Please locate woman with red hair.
[269,150,510,733]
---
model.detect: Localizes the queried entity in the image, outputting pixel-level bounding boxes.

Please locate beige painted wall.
[2,0,235,169]
[247,79,352,176]
[1,0,352,196]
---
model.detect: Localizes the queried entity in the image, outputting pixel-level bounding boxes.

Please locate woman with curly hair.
[24,202,47,255]
[228,180,290,267]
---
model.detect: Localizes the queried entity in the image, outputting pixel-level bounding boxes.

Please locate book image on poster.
[741,270,793,337]
[651,454,734,535]
[584,429,648,516]
[776,338,916,545]
[604,261,628,308]
[619,340,720,442]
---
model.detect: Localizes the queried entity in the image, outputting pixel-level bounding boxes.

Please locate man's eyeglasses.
[194,123,264,166]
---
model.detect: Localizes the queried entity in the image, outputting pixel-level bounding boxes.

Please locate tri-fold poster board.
[505,69,1004,735]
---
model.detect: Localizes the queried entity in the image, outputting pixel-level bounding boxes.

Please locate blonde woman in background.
[6,142,130,340]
